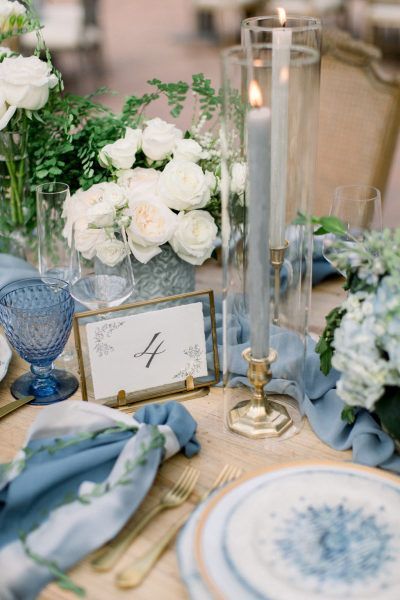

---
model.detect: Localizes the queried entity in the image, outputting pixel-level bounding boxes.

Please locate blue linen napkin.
[206,295,400,474]
[0,254,37,287]
[0,400,199,600]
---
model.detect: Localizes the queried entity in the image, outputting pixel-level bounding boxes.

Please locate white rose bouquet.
[63,76,224,269]
[0,5,234,259]
[0,0,60,237]
[313,221,400,446]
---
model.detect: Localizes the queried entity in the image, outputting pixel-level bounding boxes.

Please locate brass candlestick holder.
[270,240,289,326]
[228,347,293,438]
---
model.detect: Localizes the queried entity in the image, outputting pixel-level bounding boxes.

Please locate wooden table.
[0,277,348,600]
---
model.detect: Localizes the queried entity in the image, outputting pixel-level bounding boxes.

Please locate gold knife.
[0,395,35,419]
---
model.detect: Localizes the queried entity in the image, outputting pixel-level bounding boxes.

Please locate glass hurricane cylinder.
[221,17,321,441]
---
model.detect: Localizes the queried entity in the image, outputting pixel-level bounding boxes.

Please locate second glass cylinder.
[221,16,322,439]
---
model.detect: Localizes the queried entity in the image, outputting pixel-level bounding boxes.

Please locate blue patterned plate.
[192,463,400,600]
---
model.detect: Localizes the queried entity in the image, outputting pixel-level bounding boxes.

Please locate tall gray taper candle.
[247,81,271,359]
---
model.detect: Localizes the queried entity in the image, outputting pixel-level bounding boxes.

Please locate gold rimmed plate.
[192,462,400,600]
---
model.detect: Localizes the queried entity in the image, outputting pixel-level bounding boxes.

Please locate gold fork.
[91,465,199,572]
[115,464,243,588]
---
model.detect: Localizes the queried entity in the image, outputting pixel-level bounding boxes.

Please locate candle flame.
[277,7,287,26]
[249,80,263,108]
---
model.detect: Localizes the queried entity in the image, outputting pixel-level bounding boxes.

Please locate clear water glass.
[69,229,135,311]
[37,182,80,282]
[322,185,383,274]
[0,278,79,405]
[37,182,80,363]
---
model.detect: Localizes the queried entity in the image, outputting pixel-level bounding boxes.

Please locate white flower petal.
[128,236,162,264]
[0,104,16,130]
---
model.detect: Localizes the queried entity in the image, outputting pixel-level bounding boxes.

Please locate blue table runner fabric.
[0,245,337,291]
[2,251,399,473]
[0,400,199,599]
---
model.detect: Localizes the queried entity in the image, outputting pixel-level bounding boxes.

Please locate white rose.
[173,138,203,163]
[0,55,57,110]
[158,159,211,211]
[77,183,107,206]
[87,200,115,228]
[126,194,177,263]
[0,0,25,22]
[62,189,91,246]
[142,117,183,161]
[0,1,14,19]
[74,218,107,260]
[11,1,26,16]
[99,127,142,170]
[0,1,26,17]
[231,162,246,194]
[100,182,127,209]
[117,167,160,197]
[96,238,126,267]
[62,183,125,244]
[170,210,217,265]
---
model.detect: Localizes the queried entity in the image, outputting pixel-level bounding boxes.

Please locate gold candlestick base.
[228,347,293,439]
[270,240,289,326]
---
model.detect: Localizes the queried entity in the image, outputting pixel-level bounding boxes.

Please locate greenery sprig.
[0,421,141,483]
[315,305,345,376]
[294,212,347,237]
[20,535,86,598]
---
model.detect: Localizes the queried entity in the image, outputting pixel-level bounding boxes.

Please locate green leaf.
[293,213,346,236]
[319,347,333,376]
[375,387,400,441]
[319,216,346,236]
[341,405,356,424]
[293,212,310,226]
[315,336,328,354]
[315,306,345,375]
[313,226,328,236]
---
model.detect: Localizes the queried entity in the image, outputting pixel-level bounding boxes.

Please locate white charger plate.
[189,462,400,600]
[0,334,11,382]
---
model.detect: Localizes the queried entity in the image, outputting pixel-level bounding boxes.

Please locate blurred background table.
[11,0,397,229]
[0,275,349,600]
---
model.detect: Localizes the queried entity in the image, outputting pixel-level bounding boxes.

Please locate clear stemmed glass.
[69,228,135,311]
[37,182,80,282]
[0,278,79,404]
[322,185,383,275]
[37,182,80,363]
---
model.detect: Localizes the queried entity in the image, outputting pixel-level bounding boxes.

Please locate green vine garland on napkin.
[2,424,165,597]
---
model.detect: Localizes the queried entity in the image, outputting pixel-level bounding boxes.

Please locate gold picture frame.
[73,289,219,410]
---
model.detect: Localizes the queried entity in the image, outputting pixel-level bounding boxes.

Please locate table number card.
[86,302,208,401]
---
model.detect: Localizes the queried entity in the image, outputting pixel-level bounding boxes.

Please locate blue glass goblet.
[0,278,79,405]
